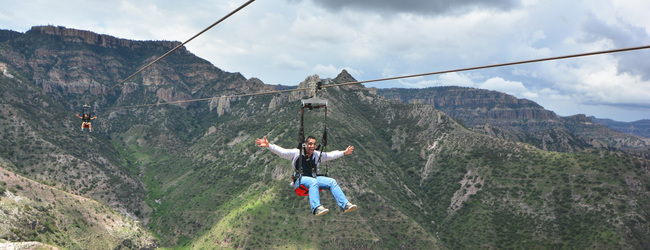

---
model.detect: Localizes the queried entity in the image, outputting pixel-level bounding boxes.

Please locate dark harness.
[293,85,329,196]
[81,105,92,122]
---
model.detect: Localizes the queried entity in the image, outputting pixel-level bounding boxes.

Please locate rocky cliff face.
[0,26,263,111]
[378,86,650,156]
[30,25,180,50]
[381,87,557,123]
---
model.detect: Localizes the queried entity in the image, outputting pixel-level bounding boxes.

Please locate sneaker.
[314,206,329,216]
[343,203,357,213]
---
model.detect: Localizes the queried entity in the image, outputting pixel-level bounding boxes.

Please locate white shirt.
[268,144,345,174]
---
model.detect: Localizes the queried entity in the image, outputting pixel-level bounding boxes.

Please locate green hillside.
[102,81,650,249]
[0,164,155,248]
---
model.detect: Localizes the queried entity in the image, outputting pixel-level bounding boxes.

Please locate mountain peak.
[334,69,357,85]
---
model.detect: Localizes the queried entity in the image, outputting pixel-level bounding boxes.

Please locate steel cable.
[321,44,650,89]
[85,0,257,106]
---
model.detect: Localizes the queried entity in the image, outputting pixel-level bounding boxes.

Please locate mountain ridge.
[378,86,650,157]
[591,117,650,139]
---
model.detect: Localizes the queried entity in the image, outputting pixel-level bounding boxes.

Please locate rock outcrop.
[30,25,181,49]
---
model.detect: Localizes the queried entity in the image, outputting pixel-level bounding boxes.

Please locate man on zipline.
[255,136,357,216]
[75,113,96,132]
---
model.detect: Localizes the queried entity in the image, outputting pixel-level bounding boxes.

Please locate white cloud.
[397,72,537,98]
[479,77,538,98]
[273,54,309,71]
[612,0,650,33]
[312,64,339,78]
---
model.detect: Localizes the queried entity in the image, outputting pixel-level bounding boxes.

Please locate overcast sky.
[1,0,649,122]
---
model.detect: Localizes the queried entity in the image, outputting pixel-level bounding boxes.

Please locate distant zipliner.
[255,80,358,216]
[75,105,97,132]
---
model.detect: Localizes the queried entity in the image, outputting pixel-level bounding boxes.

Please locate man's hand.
[344,145,354,155]
[255,136,270,147]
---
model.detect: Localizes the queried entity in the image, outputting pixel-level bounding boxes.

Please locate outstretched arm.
[255,136,269,147]
[91,116,97,120]
[256,136,299,160]
[344,145,354,155]
[75,114,81,119]
[320,145,354,162]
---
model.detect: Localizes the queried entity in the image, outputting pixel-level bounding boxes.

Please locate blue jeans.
[295,176,349,213]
